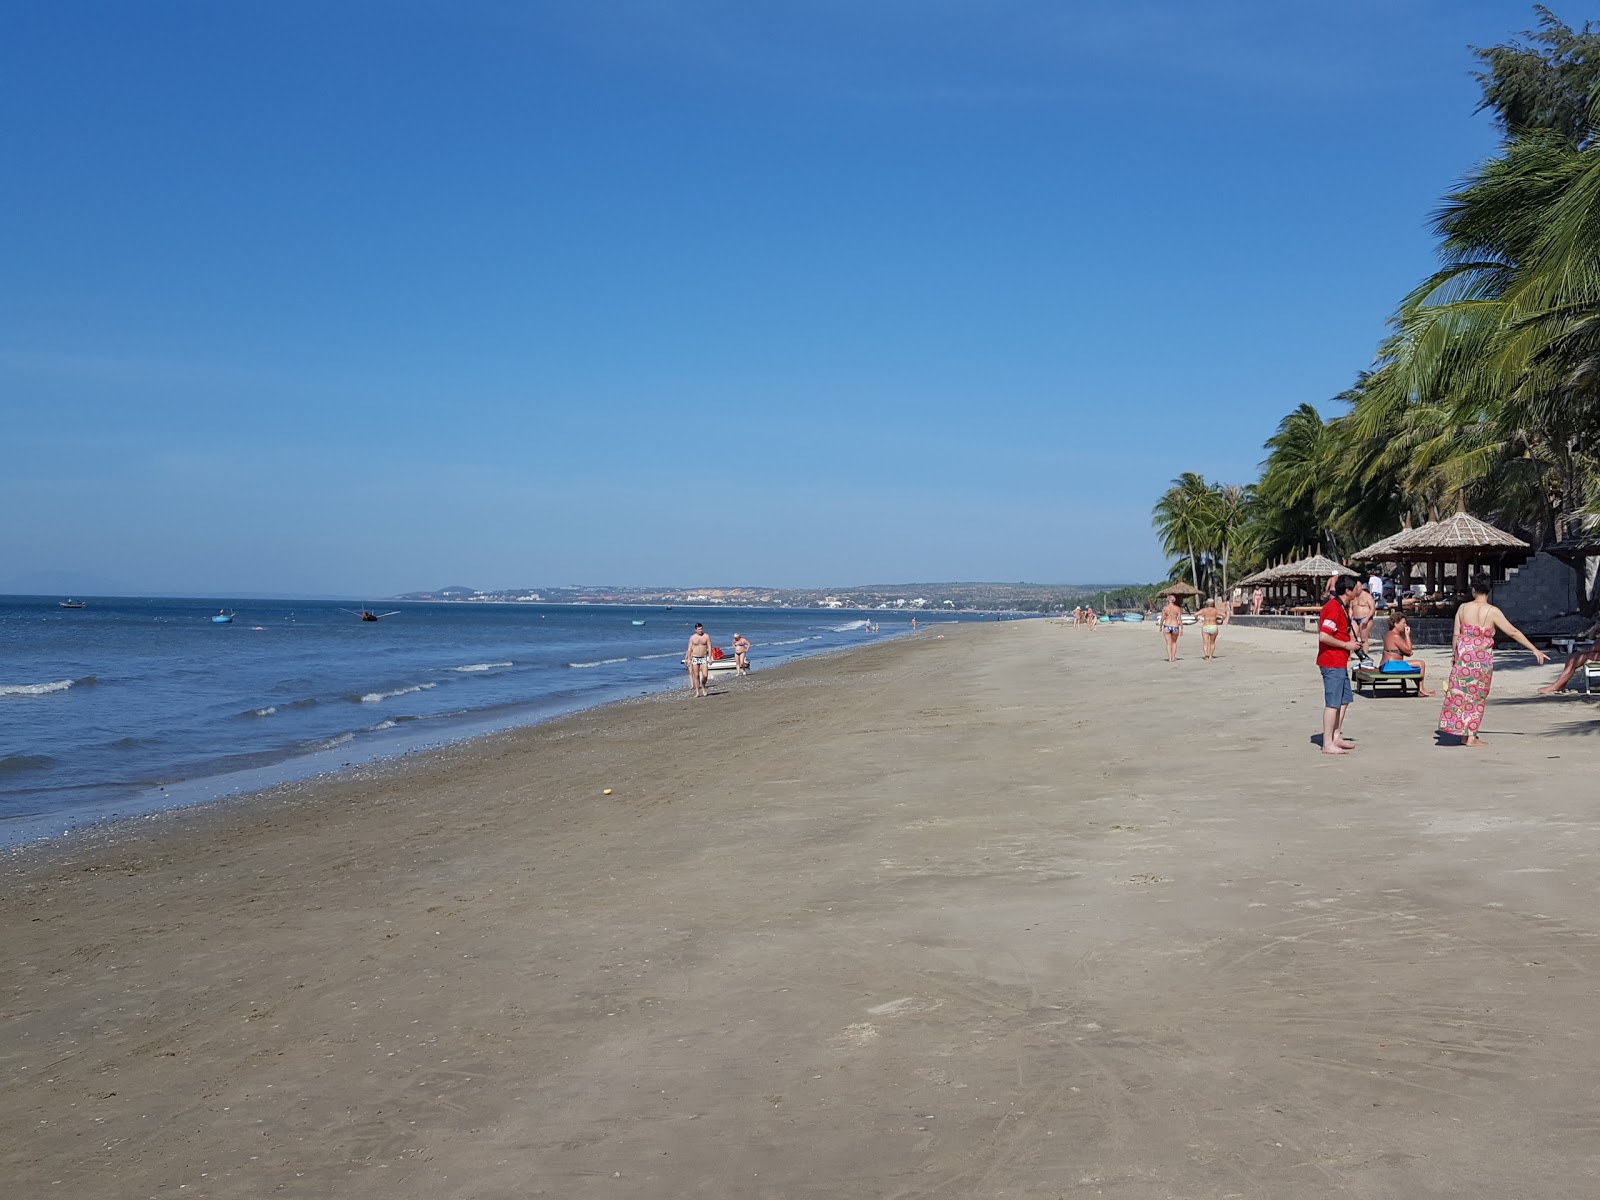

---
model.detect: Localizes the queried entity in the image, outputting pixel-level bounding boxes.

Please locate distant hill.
[392,581,1153,612]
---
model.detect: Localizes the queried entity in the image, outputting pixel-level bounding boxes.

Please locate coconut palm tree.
[1151,473,1212,592]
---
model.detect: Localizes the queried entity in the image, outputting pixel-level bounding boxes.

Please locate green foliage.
[1472,6,1600,143]
[1159,8,1600,570]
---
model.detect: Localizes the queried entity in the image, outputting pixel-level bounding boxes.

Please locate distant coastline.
[395,581,1149,614]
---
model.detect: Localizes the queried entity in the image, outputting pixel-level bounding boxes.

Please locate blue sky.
[1,1,1541,595]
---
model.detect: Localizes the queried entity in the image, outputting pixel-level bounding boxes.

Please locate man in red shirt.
[1317,575,1363,755]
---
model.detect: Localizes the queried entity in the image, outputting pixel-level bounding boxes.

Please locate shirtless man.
[732,632,752,676]
[1158,594,1184,663]
[1379,611,1434,696]
[1071,605,1083,628]
[1349,580,1377,655]
[684,623,712,698]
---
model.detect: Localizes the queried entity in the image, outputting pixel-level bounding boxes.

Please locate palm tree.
[1151,473,1212,592]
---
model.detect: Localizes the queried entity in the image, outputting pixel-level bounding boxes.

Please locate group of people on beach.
[1315,572,1556,754]
[1156,594,1229,662]
[1069,605,1098,628]
[682,623,750,698]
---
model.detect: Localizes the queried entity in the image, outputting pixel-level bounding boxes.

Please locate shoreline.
[4,621,1597,1197]
[0,617,929,854]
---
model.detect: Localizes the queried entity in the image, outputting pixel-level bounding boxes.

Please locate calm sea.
[0,597,990,847]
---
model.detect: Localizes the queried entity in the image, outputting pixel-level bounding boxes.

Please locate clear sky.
[1,1,1540,596]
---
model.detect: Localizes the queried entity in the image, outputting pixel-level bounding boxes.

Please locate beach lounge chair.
[1582,660,1600,694]
[1351,666,1420,697]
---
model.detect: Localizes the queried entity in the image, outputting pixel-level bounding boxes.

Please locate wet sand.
[3,621,1598,1198]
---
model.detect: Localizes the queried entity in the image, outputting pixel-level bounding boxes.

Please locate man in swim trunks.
[684,623,712,698]
[1349,579,1377,655]
[1380,611,1433,696]
[1159,594,1184,662]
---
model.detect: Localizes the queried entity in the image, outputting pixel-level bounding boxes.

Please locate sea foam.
[449,662,513,672]
[357,683,438,703]
[568,657,628,669]
[0,678,76,697]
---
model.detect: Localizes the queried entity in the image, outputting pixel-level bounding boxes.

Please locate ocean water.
[0,597,985,846]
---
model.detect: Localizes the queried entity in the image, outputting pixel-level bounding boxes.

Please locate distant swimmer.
[911,617,917,631]
[684,622,712,698]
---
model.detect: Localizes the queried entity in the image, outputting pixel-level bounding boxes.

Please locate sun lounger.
[1351,666,1420,697]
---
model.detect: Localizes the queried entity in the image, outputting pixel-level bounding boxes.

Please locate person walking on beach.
[1439,574,1547,746]
[1537,618,1600,694]
[1158,594,1184,662]
[684,623,712,698]
[1251,586,1265,616]
[1196,597,1224,660]
[1317,575,1362,755]
[732,632,751,676]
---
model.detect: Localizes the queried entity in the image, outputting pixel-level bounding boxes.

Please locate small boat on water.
[59,599,86,609]
[631,620,646,626]
[343,608,401,622]
[212,609,234,624]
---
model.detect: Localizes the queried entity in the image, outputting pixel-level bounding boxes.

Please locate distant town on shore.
[394,582,1149,613]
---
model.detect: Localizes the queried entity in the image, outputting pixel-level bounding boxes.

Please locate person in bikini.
[684,622,712,698]
[1379,611,1434,696]
[733,632,752,676]
[1195,597,1224,660]
[1158,594,1184,662]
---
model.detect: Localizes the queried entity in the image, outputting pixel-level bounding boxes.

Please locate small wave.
[355,683,438,703]
[322,732,356,749]
[286,697,319,710]
[568,657,628,669]
[830,620,870,632]
[448,662,513,673]
[0,753,55,775]
[370,719,397,731]
[247,706,277,717]
[109,736,155,751]
[0,678,75,697]
[765,637,817,647]
[638,652,681,660]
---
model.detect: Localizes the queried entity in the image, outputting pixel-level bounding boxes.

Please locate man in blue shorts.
[1316,575,1362,755]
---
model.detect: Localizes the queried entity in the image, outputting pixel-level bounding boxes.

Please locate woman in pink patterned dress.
[1439,574,1548,746]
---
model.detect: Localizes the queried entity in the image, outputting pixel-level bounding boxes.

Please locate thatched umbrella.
[1160,580,1202,597]
[1358,511,1528,596]
[1255,553,1348,606]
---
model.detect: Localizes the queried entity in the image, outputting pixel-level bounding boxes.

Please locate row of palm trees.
[1155,8,1600,594]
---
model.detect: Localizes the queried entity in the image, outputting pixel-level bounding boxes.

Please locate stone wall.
[1492,552,1582,625]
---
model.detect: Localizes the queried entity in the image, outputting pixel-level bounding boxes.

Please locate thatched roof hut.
[1356,512,1528,563]
[1263,553,1348,583]
[1159,580,1202,597]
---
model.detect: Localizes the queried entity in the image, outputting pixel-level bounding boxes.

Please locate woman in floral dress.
[1439,574,1548,746]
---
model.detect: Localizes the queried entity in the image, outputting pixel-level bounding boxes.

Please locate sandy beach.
[4,620,1598,1198]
